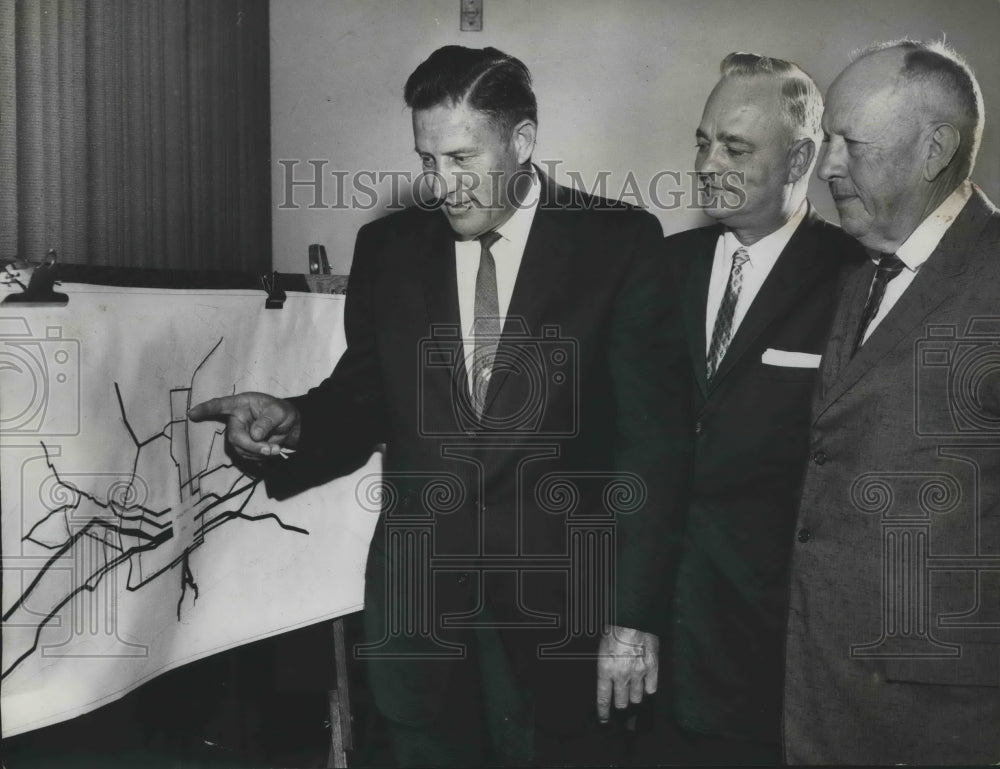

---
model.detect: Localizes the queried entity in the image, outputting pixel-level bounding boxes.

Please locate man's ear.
[512,119,537,165]
[925,123,961,181]
[787,137,816,184]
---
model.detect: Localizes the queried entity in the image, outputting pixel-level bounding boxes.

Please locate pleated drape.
[0,0,271,271]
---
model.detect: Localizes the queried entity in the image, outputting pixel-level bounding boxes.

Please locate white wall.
[270,0,1000,274]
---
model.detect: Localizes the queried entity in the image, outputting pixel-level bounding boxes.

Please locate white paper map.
[0,284,380,737]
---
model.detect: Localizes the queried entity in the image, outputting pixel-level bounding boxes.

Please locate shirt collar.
[891,180,973,272]
[492,171,541,245]
[722,199,808,265]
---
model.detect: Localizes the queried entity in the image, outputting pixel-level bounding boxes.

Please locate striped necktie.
[707,246,750,380]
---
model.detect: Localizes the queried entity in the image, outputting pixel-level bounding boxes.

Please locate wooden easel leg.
[327,617,353,768]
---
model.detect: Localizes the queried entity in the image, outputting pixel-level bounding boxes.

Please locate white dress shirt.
[860,180,973,344]
[455,173,540,392]
[705,201,808,353]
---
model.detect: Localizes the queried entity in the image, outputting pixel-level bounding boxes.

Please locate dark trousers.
[382,625,628,768]
[630,694,779,767]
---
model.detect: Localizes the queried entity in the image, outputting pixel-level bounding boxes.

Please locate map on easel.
[0,282,380,737]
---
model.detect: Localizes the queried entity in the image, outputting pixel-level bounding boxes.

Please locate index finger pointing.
[188,396,239,422]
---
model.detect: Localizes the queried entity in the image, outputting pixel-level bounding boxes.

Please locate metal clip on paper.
[1,249,69,307]
[261,271,286,309]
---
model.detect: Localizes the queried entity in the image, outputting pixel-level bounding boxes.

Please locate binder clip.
[261,271,286,309]
[2,249,69,307]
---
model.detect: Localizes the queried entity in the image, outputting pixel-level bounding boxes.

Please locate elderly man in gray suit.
[783,40,1000,765]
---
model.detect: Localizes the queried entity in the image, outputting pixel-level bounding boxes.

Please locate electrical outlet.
[460,0,483,31]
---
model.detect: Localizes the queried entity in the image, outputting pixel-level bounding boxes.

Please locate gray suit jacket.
[783,187,1000,765]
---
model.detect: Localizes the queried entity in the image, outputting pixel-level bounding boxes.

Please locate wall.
[269,0,1000,274]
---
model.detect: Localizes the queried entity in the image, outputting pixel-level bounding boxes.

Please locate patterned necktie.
[707,246,751,380]
[471,231,502,417]
[852,253,905,356]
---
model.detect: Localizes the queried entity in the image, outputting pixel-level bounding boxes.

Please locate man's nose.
[421,164,468,201]
[696,145,728,177]
[442,167,480,200]
[421,168,446,201]
[817,138,845,182]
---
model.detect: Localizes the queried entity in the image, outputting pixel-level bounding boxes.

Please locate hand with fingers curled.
[188,392,302,467]
[596,624,659,724]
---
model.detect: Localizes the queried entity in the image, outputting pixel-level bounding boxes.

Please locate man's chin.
[831,204,866,236]
[442,211,485,239]
[839,219,874,246]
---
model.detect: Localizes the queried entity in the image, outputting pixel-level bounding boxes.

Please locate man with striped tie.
[631,53,864,765]
[190,46,692,767]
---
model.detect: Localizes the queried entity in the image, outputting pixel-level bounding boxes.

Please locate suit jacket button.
[813,451,827,465]
[694,421,702,434]
[797,528,812,543]
[457,572,469,584]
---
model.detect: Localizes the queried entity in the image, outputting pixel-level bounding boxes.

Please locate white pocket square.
[761,348,821,368]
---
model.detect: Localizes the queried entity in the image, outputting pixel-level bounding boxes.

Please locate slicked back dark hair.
[404,46,538,136]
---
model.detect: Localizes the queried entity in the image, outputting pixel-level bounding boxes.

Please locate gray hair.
[855,39,984,176]
[719,52,824,141]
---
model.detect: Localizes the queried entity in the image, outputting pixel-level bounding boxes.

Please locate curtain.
[0,0,271,271]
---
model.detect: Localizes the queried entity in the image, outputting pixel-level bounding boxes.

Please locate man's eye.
[419,156,434,168]
[725,146,748,158]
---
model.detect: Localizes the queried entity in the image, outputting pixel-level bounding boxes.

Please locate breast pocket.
[757,363,821,383]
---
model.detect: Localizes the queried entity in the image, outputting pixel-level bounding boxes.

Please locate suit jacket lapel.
[710,208,838,390]
[419,213,470,404]
[482,181,571,415]
[814,260,872,405]
[681,227,719,399]
[416,173,571,423]
[814,188,994,420]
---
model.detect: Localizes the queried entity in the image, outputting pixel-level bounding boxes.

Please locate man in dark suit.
[190,46,691,767]
[784,40,1000,765]
[632,53,864,766]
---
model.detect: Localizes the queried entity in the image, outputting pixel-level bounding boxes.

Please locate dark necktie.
[852,254,906,356]
[707,246,750,380]
[471,231,502,416]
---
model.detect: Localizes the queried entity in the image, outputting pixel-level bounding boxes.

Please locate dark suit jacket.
[784,187,1000,764]
[666,206,865,743]
[267,173,692,733]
